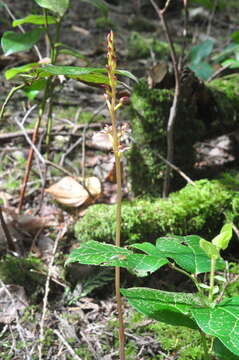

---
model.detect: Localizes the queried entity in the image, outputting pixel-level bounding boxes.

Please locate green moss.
[207,74,239,132]
[0,256,44,297]
[127,33,180,60]
[127,75,239,196]
[149,321,207,359]
[75,179,239,245]
[127,79,204,195]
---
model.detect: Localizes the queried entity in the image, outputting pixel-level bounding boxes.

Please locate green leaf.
[5,63,40,80]
[188,62,214,80]
[39,65,109,85]
[121,287,201,329]
[212,223,233,250]
[231,31,239,44]
[192,296,239,356]
[34,0,69,16]
[130,242,158,255]
[66,240,168,276]
[59,48,90,64]
[155,235,224,274]
[125,254,168,277]
[213,338,239,360]
[212,43,239,63]
[1,29,44,56]
[12,14,57,27]
[189,39,215,64]
[23,79,47,100]
[116,69,138,83]
[66,241,131,265]
[221,59,239,69]
[39,65,138,84]
[200,238,220,259]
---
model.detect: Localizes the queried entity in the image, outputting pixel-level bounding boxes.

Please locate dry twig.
[150,0,181,197]
[53,329,82,360]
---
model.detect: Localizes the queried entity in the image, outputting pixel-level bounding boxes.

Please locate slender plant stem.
[18,78,51,212]
[111,82,125,360]
[169,263,208,304]
[106,31,125,360]
[0,84,25,121]
[209,257,216,303]
[150,0,181,197]
[200,330,210,360]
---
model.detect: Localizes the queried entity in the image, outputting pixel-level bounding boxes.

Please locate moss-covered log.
[75,179,239,245]
[127,74,239,196]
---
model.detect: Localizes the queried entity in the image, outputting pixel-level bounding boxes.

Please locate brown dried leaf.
[147,62,168,89]
[91,132,112,151]
[46,176,101,207]
[82,176,101,197]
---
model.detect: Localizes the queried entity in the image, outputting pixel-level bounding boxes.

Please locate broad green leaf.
[188,62,214,81]
[12,14,57,27]
[130,242,158,255]
[5,63,40,80]
[124,254,168,277]
[41,65,105,76]
[66,240,168,276]
[155,235,224,274]
[192,296,239,356]
[39,65,109,85]
[189,39,214,64]
[121,287,201,329]
[66,241,131,265]
[200,238,220,259]
[40,65,138,83]
[212,223,232,250]
[1,29,44,56]
[23,79,47,100]
[34,0,69,16]
[213,338,239,360]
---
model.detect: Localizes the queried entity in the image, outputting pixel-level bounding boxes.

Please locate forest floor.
[0,1,239,359]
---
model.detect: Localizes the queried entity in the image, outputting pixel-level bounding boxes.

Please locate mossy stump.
[127,74,239,196]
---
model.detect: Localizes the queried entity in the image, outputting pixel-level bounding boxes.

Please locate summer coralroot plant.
[103,30,128,360]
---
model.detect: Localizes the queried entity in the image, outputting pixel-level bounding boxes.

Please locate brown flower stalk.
[105,30,125,360]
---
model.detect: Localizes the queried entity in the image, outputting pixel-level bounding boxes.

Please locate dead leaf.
[147,62,168,89]
[45,176,101,207]
[91,132,112,151]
